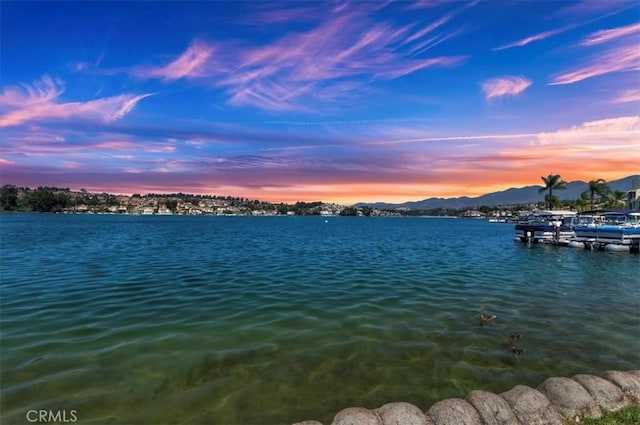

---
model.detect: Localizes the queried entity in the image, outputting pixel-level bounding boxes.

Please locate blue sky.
[1,0,638,203]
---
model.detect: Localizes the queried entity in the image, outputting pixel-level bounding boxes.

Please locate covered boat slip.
[571,211,640,252]
[514,210,640,252]
[514,210,577,245]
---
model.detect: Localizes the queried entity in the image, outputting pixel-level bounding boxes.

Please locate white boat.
[514,210,577,245]
[488,218,508,223]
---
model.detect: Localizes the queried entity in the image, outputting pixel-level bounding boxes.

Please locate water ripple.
[1,215,638,424]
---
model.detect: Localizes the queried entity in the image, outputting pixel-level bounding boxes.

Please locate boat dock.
[514,210,640,253]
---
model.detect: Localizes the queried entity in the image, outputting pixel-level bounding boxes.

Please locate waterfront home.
[157,207,173,215]
[461,210,485,218]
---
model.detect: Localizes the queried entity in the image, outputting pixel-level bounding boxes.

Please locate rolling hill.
[355,175,640,210]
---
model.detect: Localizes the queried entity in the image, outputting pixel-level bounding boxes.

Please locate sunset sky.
[1,1,639,204]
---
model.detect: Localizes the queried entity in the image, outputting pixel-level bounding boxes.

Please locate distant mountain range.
[355,175,640,210]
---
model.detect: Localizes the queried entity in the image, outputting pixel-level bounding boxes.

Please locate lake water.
[1,214,638,424]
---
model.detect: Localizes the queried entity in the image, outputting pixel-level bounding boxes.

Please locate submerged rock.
[295,370,640,425]
[602,370,640,401]
[627,370,640,379]
[572,374,628,413]
[376,402,433,425]
[426,398,481,425]
[500,385,563,425]
[537,377,601,419]
[466,390,521,425]
[331,407,382,425]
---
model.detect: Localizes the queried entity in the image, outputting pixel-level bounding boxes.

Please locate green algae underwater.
[1,214,638,424]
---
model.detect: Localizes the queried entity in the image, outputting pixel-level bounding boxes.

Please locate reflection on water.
[1,215,639,424]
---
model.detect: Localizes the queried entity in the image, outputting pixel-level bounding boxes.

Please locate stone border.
[293,369,640,425]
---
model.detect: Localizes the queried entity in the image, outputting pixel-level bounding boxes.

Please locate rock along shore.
[293,369,640,425]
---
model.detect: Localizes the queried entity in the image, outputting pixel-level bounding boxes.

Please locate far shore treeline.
[0,185,372,216]
[0,175,632,216]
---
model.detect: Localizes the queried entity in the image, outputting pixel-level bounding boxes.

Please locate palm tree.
[605,190,626,209]
[539,174,567,209]
[583,178,611,211]
[574,192,591,212]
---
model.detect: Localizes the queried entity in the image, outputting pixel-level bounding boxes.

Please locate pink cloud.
[90,140,175,153]
[0,76,152,127]
[228,81,316,112]
[92,141,137,150]
[481,76,532,99]
[134,40,214,80]
[112,94,153,120]
[580,22,640,46]
[130,6,465,111]
[405,15,451,44]
[409,26,466,56]
[379,57,466,79]
[550,43,640,85]
[493,28,565,51]
[0,94,152,127]
[242,3,330,24]
[494,2,636,51]
[613,89,640,104]
[0,75,63,107]
[0,158,16,166]
[404,0,453,10]
[219,12,465,109]
[62,161,85,169]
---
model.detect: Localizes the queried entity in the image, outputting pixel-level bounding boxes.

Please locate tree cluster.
[538,174,626,211]
[0,185,71,212]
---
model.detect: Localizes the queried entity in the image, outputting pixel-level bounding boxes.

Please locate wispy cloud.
[0,75,63,107]
[372,116,639,146]
[493,3,635,52]
[404,0,451,10]
[129,4,465,111]
[0,158,16,166]
[493,28,566,51]
[555,0,636,18]
[549,20,640,86]
[239,2,330,24]
[73,47,108,73]
[405,14,451,44]
[134,40,214,81]
[538,115,639,140]
[613,89,640,104]
[481,76,532,99]
[0,76,152,127]
[581,22,640,46]
[91,140,176,153]
[550,43,640,85]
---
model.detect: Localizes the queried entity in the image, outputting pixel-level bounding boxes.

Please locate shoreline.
[295,369,640,425]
